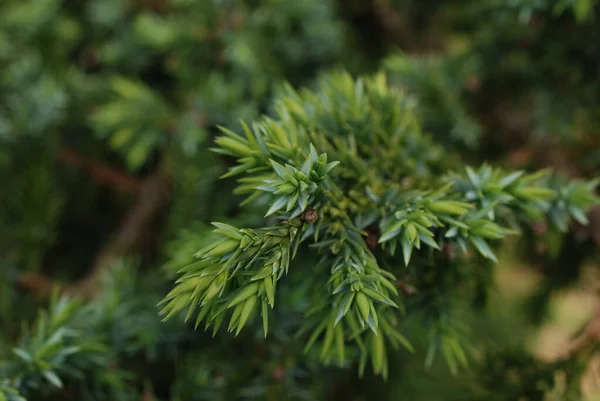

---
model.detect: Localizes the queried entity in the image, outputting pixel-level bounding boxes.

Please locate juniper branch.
[161,71,600,378]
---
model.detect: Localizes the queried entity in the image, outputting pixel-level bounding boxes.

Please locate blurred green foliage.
[2,0,600,400]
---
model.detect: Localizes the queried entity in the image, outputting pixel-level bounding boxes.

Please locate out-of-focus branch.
[17,272,59,297]
[559,306,600,359]
[505,143,580,176]
[71,167,170,298]
[58,147,143,195]
[19,167,171,299]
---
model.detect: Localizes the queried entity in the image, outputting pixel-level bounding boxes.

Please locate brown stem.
[560,306,600,359]
[71,168,170,298]
[58,147,143,195]
[19,167,171,299]
[17,272,62,298]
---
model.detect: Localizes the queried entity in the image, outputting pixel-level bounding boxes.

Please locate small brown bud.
[302,208,318,224]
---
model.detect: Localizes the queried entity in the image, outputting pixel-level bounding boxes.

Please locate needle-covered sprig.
[162,71,599,379]
[257,146,339,218]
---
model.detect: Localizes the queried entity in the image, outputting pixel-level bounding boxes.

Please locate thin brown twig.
[19,167,171,299]
[559,306,600,359]
[58,147,143,195]
[17,272,61,298]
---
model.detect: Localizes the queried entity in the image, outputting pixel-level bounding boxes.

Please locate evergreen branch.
[160,125,341,336]
[214,121,338,211]
[160,220,306,337]
[0,291,123,401]
[5,0,600,396]
[372,166,598,265]
[160,71,600,378]
[447,165,600,232]
[2,263,178,401]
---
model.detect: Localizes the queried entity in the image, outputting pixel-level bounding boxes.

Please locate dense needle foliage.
[2,0,600,400]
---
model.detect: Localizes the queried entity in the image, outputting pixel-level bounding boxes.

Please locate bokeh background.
[2,0,600,400]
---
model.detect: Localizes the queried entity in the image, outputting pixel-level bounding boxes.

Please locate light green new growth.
[160,71,599,379]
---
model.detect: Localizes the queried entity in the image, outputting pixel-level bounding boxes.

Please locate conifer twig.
[58,147,143,195]
[17,272,61,297]
[559,306,600,359]
[19,167,170,299]
[69,167,170,298]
